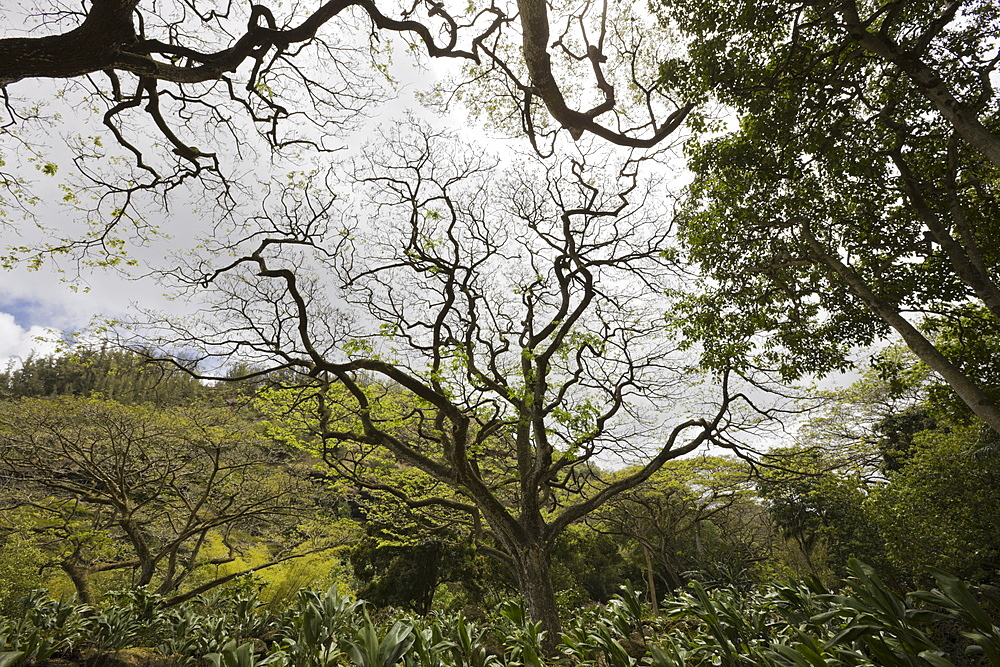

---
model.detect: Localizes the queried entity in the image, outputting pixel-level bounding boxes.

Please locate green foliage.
[649,560,998,666]
[596,457,774,594]
[548,524,637,604]
[0,347,203,404]
[922,306,1000,424]
[345,612,415,667]
[0,395,336,604]
[756,446,881,581]
[274,585,362,662]
[89,588,171,651]
[0,565,996,665]
[205,640,285,667]
[876,407,938,474]
[0,590,92,664]
[445,612,501,667]
[658,0,1000,401]
[0,534,47,615]
[559,586,647,667]
[495,601,546,667]
[869,425,1000,585]
[757,344,1000,591]
[351,537,477,614]
[911,570,1000,664]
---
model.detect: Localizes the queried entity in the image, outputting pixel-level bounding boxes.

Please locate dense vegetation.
[1,0,998,660]
[1,346,998,665]
[1,561,998,666]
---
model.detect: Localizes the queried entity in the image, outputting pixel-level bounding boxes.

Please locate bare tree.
[133,127,751,645]
[0,396,345,604]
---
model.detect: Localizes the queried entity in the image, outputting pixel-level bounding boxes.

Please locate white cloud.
[0,312,61,369]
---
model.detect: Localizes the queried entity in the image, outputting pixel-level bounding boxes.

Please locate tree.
[547,522,637,605]
[756,341,1000,587]
[659,0,1000,434]
[755,446,880,582]
[794,344,932,477]
[594,457,773,603]
[0,0,692,264]
[0,396,346,604]
[350,532,477,614]
[136,127,744,646]
[749,356,924,582]
[869,423,1000,586]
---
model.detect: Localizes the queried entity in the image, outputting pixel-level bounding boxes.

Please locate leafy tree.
[870,424,1000,586]
[350,535,477,614]
[874,406,937,474]
[660,0,1000,434]
[0,531,47,615]
[547,522,638,605]
[921,305,1000,425]
[756,446,882,582]
[761,342,1000,587]
[139,128,747,646]
[596,457,775,601]
[0,396,348,604]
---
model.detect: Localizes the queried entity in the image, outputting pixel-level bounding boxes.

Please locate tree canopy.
[659,0,1000,433]
[0,0,694,266]
[0,346,203,403]
[0,395,345,605]
[128,126,759,644]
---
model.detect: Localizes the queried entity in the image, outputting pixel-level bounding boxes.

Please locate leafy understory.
[2,560,997,666]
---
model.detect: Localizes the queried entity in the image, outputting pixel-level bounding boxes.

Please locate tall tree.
[659,0,1000,433]
[756,446,879,581]
[136,128,746,645]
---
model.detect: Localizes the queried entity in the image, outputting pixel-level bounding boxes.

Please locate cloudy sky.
[0,254,161,366]
[0,35,448,369]
[0,0,683,372]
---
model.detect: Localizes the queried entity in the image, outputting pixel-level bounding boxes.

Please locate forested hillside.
[1,348,997,665]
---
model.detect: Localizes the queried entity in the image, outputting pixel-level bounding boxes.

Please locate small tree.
[593,457,770,601]
[0,396,346,604]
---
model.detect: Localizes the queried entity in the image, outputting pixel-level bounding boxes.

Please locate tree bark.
[61,561,95,606]
[643,545,659,614]
[804,230,1000,435]
[837,0,1000,170]
[512,544,561,652]
[0,0,139,85]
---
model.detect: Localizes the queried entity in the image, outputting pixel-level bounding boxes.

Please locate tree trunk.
[0,0,139,85]
[804,230,1000,436]
[61,561,95,605]
[120,518,156,588]
[642,545,659,614]
[837,0,1000,170]
[513,545,561,653]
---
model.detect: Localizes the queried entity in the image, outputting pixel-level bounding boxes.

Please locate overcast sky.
[0,32,454,369]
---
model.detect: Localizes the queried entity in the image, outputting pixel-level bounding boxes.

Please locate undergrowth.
[1,560,998,666]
